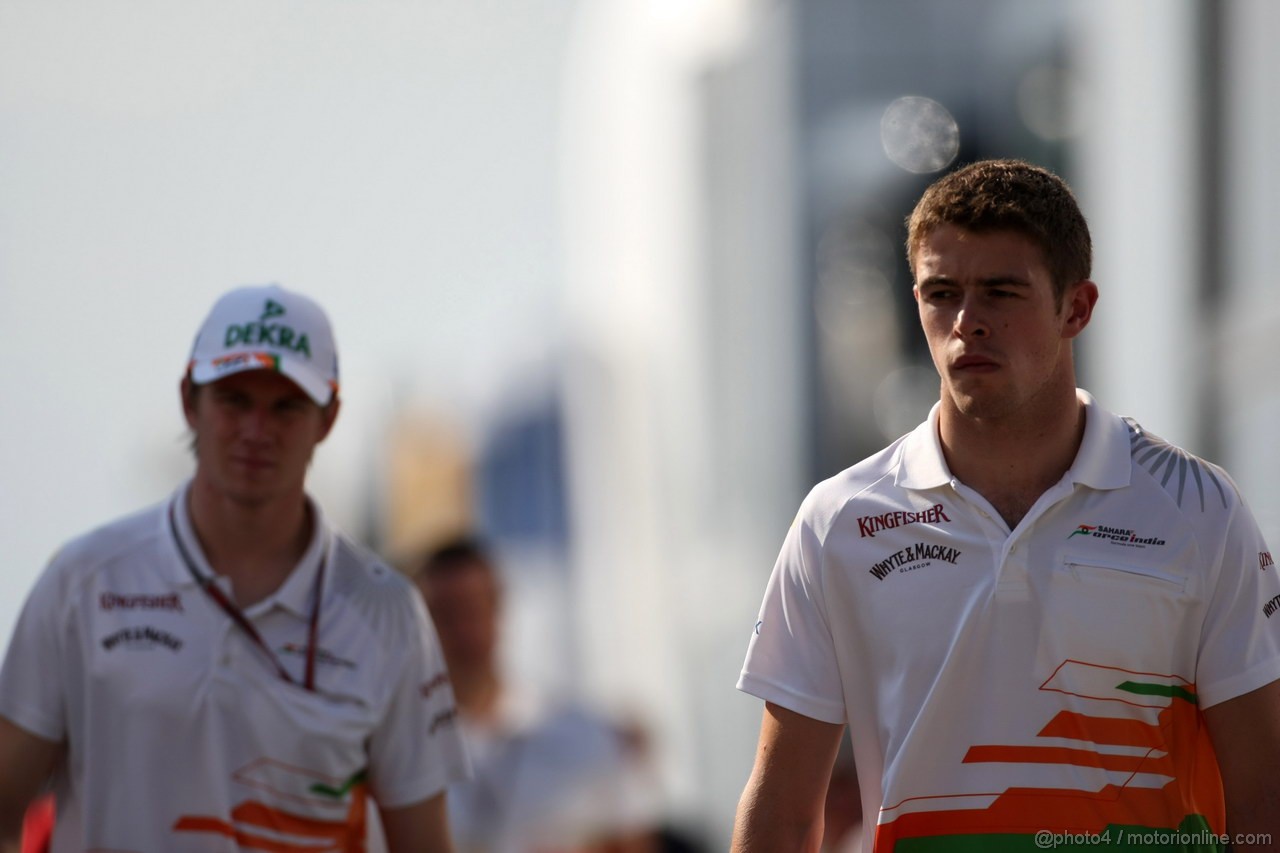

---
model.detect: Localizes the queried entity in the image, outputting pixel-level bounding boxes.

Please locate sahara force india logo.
[1068,524,1166,547]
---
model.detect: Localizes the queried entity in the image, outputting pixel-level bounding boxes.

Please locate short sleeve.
[366,591,470,808]
[736,504,846,725]
[0,554,71,741]
[1196,498,1280,708]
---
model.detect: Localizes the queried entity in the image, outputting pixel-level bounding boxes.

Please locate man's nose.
[954,298,989,338]
[239,407,272,440]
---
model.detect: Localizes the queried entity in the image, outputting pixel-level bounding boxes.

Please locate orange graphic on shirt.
[175,796,367,853]
[174,761,369,852]
[872,660,1225,850]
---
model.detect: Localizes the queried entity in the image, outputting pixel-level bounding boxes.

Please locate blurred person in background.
[0,284,468,852]
[732,160,1280,851]
[416,536,660,853]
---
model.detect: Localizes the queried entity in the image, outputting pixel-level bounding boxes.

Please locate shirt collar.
[1066,389,1132,490]
[166,480,330,618]
[895,389,1132,492]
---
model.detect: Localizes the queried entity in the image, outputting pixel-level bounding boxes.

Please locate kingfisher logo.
[857,504,951,538]
[100,592,183,612]
[1262,551,1275,571]
[1068,524,1166,548]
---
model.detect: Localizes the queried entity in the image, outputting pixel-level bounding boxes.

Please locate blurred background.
[2,0,1277,847]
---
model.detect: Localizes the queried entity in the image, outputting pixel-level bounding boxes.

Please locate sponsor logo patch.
[868,542,962,581]
[99,592,184,612]
[429,707,458,734]
[1262,551,1275,571]
[278,643,356,670]
[1068,524,1167,548]
[101,625,184,652]
[857,504,952,539]
[1265,594,1280,619]
[420,671,451,699]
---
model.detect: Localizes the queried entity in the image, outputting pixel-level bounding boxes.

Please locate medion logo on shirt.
[101,626,184,652]
[99,592,184,612]
[1068,524,1167,548]
[278,643,356,670]
[857,504,951,538]
[868,543,962,581]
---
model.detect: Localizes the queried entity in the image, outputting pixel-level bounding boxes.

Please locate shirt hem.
[736,671,845,725]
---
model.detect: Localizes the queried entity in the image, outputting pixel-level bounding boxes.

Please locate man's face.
[183,370,338,507]
[418,562,501,673]
[913,225,1094,421]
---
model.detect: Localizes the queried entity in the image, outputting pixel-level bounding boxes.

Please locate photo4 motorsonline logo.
[1068,523,1166,548]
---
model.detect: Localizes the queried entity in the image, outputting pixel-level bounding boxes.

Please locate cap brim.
[189,353,334,406]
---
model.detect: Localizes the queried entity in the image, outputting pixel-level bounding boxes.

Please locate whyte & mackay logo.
[1264,594,1280,619]
[857,503,951,538]
[868,542,962,581]
[1068,523,1166,548]
[101,625,184,652]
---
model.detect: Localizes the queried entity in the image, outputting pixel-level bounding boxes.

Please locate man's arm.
[731,701,846,853]
[0,715,61,852]
[1203,679,1280,852]
[379,792,454,853]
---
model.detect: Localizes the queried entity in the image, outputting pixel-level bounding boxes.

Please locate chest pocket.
[1062,554,1187,593]
[1038,552,1193,674]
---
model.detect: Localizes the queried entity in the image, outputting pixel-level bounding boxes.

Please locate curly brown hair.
[905,159,1092,304]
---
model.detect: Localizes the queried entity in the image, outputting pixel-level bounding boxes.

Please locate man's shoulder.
[48,501,168,576]
[325,532,419,624]
[1121,417,1247,520]
[796,435,912,534]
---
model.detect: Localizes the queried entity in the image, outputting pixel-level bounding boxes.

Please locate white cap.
[187,284,339,405]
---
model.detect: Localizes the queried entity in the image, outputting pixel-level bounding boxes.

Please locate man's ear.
[180,376,199,430]
[317,395,341,443]
[1061,280,1098,340]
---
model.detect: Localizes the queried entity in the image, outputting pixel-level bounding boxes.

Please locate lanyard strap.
[168,503,326,692]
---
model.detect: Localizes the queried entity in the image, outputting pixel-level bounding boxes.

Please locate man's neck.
[938,385,1086,529]
[186,477,313,607]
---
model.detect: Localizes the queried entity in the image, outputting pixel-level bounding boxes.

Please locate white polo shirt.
[739,390,1280,852]
[0,484,469,853]
[447,686,659,853]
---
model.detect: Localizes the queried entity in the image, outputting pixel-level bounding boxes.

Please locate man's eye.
[216,393,249,408]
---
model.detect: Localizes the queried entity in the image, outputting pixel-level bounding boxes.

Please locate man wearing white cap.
[0,284,469,852]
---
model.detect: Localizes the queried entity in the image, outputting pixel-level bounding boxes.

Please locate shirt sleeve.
[0,552,70,741]
[736,500,846,725]
[1196,495,1280,708]
[366,588,470,808]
